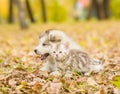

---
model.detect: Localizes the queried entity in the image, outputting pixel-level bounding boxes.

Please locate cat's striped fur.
[50,43,104,77]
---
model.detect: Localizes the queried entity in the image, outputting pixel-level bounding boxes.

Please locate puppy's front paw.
[39,70,49,78]
[50,71,61,77]
[40,66,50,72]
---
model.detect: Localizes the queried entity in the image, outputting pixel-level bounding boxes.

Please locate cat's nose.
[56,54,58,57]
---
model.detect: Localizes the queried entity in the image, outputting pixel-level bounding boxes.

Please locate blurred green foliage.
[110,0,120,19]
[1,0,120,23]
[47,0,67,22]
[111,76,120,89]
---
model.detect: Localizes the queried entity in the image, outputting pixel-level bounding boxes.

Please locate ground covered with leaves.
[0,21,120,94]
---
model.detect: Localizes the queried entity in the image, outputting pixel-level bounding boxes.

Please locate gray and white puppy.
[34,29,82,74]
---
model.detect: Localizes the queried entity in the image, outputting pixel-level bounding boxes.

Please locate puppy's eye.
[59,51,62,53]
[53,51,56,53]
[42,43,47,46]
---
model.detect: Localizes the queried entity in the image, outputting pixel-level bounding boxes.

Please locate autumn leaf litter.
[0,22,120,94]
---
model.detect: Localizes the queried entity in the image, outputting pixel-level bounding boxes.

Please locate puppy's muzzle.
[34,49,49,60]
[34,49,38,54]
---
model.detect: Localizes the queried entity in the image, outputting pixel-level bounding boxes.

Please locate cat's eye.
[53,51,56,53]
[59,51,62,53]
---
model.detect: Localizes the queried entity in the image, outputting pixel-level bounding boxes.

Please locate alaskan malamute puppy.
[34,29,82,74]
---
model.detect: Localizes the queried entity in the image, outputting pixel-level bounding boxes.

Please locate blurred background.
[0,0,120,29]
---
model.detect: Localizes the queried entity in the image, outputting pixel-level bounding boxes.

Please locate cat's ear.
[64,42,70,49]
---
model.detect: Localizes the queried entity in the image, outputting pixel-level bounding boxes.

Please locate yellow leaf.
[21,81,28,86]
[16,85,23,90]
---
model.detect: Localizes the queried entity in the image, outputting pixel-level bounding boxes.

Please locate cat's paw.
[50,71,61,77]
[93,64,104,73]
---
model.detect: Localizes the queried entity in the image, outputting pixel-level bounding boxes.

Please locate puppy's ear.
[45,29,50,34]
[39,29,51,38]
[50,35,55,42]
[39,32,45,38]
[50,35,61,42]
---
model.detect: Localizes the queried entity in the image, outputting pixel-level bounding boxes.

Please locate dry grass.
[0,21,120,94]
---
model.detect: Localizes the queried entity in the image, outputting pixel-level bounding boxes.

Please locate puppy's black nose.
[34,49,37,53]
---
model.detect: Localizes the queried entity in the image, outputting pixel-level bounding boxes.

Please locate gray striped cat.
[50,43,104,77]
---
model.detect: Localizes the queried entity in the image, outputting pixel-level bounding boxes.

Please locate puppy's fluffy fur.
[34,29,82,75]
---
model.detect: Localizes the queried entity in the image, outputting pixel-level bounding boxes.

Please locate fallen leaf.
[8,79,17,87]
[47,82,62,94]
[32,82,42,92]
[87,77,98,86]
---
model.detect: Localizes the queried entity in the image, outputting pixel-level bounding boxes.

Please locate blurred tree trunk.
[14,0,28,29]
[97,0,105,19]
[40,0,47,22]
[87,0,110,20]
[25,0,35,22]
[104,0,110,19]
[8,0,14,23]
